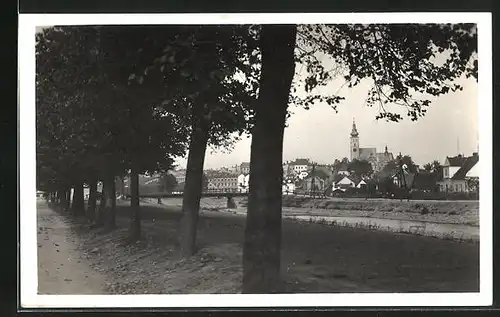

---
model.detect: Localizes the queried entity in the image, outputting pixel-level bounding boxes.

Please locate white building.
[336,176,356,188]
[289,158,311,174]
[282,182,296,195]
[298,171,309,180]
[356,179,367,188]
[237,173,250,193]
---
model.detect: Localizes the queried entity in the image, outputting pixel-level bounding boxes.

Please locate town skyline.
[175,75,478,170]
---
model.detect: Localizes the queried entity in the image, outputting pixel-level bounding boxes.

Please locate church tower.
[350,118,360,161]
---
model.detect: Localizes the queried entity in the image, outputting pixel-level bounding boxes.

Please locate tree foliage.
[292,24,477,121]
[160,173,179,193]
[395,154,419,174]
[132,25,261,147]
[36,26,189,187]
[347,159,374,178]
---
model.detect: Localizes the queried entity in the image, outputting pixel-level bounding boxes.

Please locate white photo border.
[19,12,493,308]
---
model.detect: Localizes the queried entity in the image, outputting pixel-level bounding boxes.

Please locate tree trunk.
[65,189,71,211]
[121,177,125,199]
[129,169,141,241]
[104,175,116,229]
[71,181,85,216]
[57,190,66,210]
[179,108,211,257]
[227,196,236,209]
[96,181,106,227]
[242,25,297,294]
[87,178,98,221]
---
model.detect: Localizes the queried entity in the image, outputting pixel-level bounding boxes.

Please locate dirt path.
[37,201,107,294]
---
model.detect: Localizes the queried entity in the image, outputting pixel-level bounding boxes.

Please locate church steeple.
[350,118,359,137]
[350,118,360,161]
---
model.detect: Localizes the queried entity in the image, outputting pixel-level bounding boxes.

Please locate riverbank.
[146,196,479,226]
[41,201,479,294]
[281,196,479,226]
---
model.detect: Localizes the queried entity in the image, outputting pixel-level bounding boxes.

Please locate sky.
[36,26,479,169]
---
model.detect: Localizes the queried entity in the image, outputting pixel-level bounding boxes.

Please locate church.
[350,119,394,172]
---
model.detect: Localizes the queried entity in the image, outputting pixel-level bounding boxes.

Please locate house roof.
[446,155,467,166]
[290,158,310,166]
[376,152,394,161]
[336,175,356,185]
[350,175,364,185]
[452,154,479,180]
[466,161,480,178]
[359,148,377,160]
[209,171,238,179]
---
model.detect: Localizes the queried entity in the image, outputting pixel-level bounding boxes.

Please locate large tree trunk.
[242,25,297,294]
[129,169,141,241]
[179,107,211,257]
[71,181,85,216]
[87,178,98,221]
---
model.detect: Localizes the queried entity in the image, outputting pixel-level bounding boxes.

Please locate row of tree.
[36,23,477,293]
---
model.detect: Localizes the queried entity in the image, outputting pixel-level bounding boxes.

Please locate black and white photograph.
[19,13,492,308]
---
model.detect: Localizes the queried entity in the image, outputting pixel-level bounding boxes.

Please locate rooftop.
[445,155,467,167]
[290,158,310,166]
[451,154,479,180]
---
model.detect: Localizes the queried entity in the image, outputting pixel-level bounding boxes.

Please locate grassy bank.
[56,202,479,294]
[280,196,480,226]
[145,196,480,226]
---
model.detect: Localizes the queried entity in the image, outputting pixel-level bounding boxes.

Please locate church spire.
[350,118,359,137]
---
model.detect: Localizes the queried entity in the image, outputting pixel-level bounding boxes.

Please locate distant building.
[335,176,357,189]
[240,162,250,174]
[237,173,250,193]
[302,165,334,192]
[207,172,239,192]
[350,119,394,172]
[298,171,309,180]
[218,166,232,174]
[437,152,479,192]
[356,179,367,188]
[170,169,186,184]
[289,158,311,174]
[229,164,241,175]
[337,170,350,176]
[303,176,327,192]
[282,182,296,195]
[332,160,350,178]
